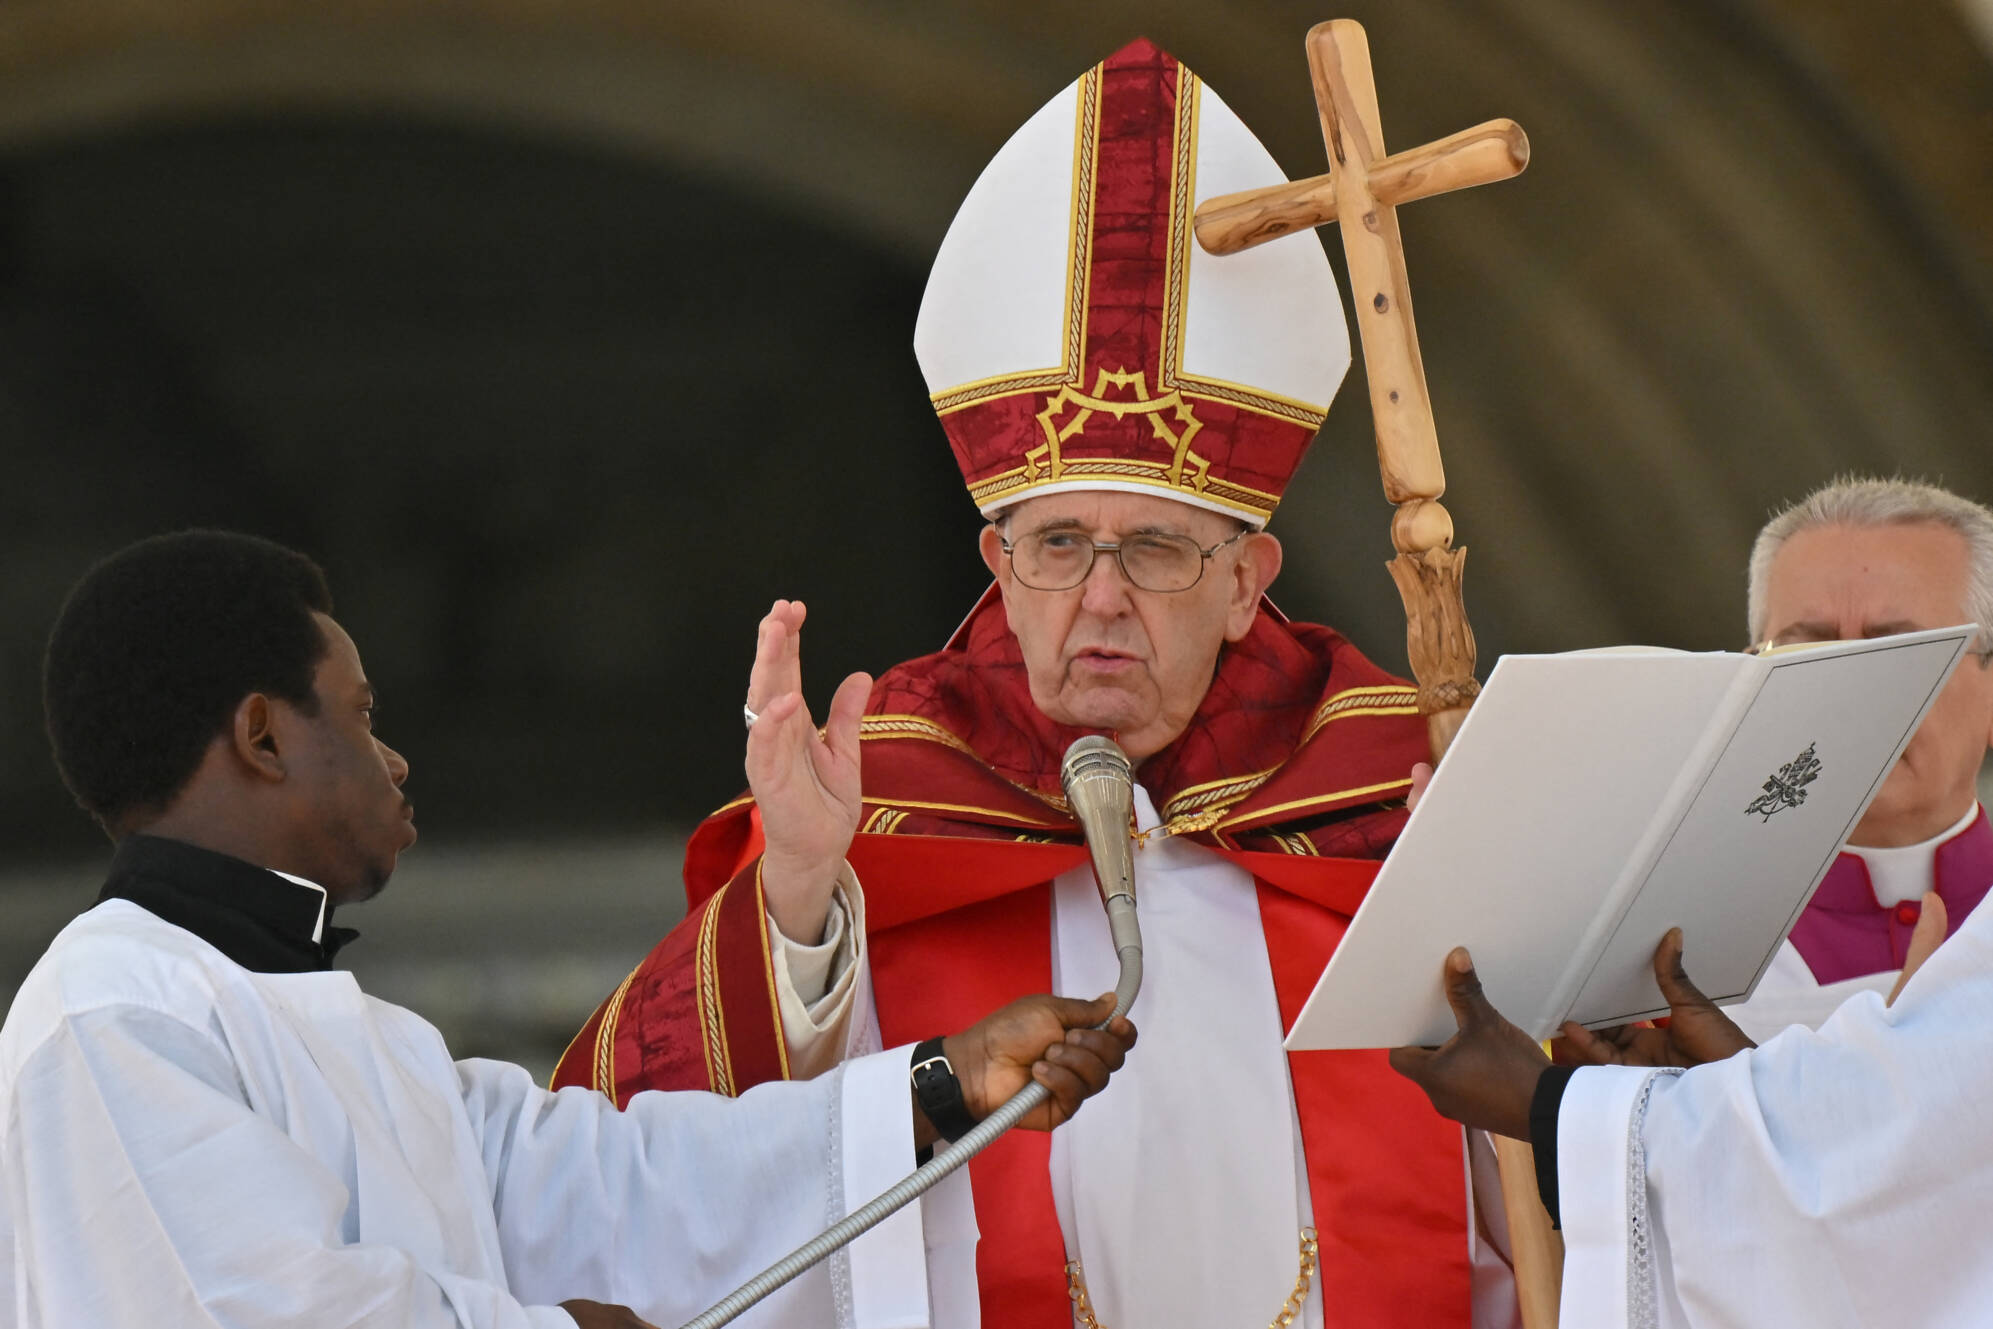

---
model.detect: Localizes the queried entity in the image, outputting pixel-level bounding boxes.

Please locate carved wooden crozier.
[1194,19,1564,1328]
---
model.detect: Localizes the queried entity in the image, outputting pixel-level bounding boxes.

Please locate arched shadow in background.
[1,117,982,853]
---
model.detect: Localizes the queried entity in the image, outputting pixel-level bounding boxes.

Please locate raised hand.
[1556,928,1754,1068]
[937,993,1137,1138]
[744,600,872,945]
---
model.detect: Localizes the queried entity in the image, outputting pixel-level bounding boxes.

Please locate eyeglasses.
[998,526,1249,593]
[1748,631,1993,662]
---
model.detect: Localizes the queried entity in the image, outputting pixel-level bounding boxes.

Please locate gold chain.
[1065,1226,1319,1329]
[1130,805,1229,849]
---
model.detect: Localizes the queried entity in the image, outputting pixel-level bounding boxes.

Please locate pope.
[558,38,1517,1329]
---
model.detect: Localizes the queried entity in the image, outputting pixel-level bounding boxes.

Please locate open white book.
[1284,625,1975,1051]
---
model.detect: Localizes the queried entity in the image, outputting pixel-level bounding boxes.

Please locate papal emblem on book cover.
[1745,742,1823,821]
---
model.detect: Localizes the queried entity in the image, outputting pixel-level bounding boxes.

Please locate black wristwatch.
[910,1036,980,1144]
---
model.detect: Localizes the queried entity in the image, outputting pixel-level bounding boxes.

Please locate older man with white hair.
[557,38,1518,1329]
[1724,475,1993,1039]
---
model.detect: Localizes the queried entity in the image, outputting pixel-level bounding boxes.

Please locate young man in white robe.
[1725,477,1993,1040]
[2,530,1135,1329]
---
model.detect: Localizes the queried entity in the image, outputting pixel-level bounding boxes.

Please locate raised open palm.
[744,600,871,944]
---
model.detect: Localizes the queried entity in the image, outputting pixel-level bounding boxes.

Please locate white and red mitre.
[915,37,1350,529]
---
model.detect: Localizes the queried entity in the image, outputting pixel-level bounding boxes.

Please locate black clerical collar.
[96,834,359,973]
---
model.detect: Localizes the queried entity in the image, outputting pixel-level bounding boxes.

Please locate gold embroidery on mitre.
[940,60,1328,522]
[970,466,1278,524]
[1022,367,1213,495]
[928,66,1102,419]
[1158,62,1198,395]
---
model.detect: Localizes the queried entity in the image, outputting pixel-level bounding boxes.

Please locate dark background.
[3,0,1990,1071]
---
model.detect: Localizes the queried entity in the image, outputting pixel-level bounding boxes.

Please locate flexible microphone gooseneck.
[675,737,1144,1329]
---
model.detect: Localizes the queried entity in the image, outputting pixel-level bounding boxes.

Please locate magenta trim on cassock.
[1788,807,1993,984]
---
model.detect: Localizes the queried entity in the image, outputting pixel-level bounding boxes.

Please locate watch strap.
[909,1036,980,1143]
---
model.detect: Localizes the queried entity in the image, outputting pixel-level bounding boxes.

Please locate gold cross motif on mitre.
[1024,369,1209,491]
[1194,19,1528,759]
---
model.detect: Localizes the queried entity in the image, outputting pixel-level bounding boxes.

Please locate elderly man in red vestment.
[556,40,1516,1329]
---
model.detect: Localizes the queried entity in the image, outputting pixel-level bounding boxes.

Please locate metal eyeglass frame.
[998,525,1250,593]
[1747,630,1993,662]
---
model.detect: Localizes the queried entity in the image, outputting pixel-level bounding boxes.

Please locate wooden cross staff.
[1194,20,1566,1329]
[1198,18,1524,759]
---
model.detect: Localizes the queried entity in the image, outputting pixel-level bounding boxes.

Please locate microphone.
[1061,736,1143,1019]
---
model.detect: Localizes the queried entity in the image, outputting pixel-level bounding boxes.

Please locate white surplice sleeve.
[0,1004,575,1329]
[768,865,872,1079]
[755,868,978,1323]
[1557,900,1993,1329]
[461,1047,973,1329]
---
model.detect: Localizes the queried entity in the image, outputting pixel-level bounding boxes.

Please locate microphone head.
[1060,734,1133,797]
[1061,736,1136,907]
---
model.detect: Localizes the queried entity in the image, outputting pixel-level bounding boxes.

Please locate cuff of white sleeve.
[768,867,867,1084]
[1555,1064,1655,1326]
[772,876,852,1008]
[839,1045,931,1329]
[769,864,864,1020]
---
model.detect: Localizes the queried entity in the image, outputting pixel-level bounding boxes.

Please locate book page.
[1565,632,1969,1026]
[1283,650,1747,1051]
[1558,645,1691,657]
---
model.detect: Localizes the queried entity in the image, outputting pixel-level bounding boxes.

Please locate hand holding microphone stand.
[678,736,1143,1329]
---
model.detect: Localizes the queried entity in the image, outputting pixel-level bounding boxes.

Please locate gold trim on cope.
[694,885,737,1097]
[1154,684,1419,824]
[1220,778,1414,830]
[591,965,638,1099]
[861,796,1068,827]
[860,714,1074,815]
[751,863,791,1081]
